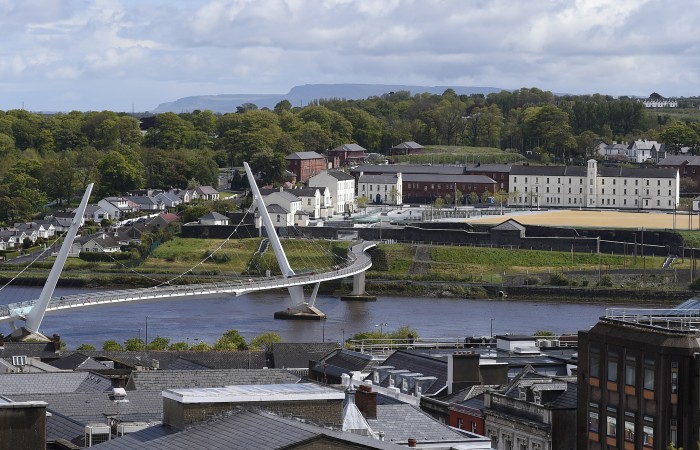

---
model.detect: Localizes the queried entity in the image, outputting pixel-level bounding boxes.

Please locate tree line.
[1,87,699,224]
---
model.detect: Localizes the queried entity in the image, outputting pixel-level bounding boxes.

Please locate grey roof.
[166,357,211,370]
[327,170,355,181]
[351,164,465,176]
[491,219,526,231]
[89,409,400,450]
[199,211,228,221]
[358,174,400,184]
[287,187,320,197]
[47,411,91,447]
[49,353,115,372]
[267,204,290,214]
[129,196,160,206]
[602,166,678,178]
[266,190,300,202]
[322,349,374,372]
[367,404,466,443]
[391,141,424,150]
[0,372,113,395]
[285,151,324,160]
[8,390,164,425]
[0,341,60,359]
[373,350,447,396]
[402,173,496,184]
[196,186,219,195]
[125,369,301,391]
[271,343,339,369]
[510,165,587,176]
[331,143,368,153]
[72,350,268,370]
[463,163,514,173]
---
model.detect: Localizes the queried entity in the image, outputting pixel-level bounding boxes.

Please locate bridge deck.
[0,242,375,324]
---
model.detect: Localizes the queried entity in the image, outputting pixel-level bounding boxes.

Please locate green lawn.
[391,145,524,165]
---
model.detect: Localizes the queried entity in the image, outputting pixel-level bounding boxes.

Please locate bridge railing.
[346,337,478,355]
[0,240,376,321]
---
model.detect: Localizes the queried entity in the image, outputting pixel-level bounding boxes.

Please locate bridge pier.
[340,271,376,301]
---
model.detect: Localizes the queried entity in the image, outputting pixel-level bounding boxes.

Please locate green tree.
[249,148,287,185]
[214,329,248,351]
[249,332,282,352]
[357,195,369,213]
[169,341,189,351]
[124,338,145,351]
[435,197,445,210]
[76,344,96,351]
[96,148,145,196]
[660,123,700,154]
[102,340,123,351]
[147,336,170,351]
[190,341,212,351]
[469,191,479,205]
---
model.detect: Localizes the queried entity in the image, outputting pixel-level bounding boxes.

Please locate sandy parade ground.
[463,209,700,231]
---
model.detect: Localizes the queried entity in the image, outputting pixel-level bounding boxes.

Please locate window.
[590,347,600,377]
[457,418,463,429]
[671,361,679,393]
[644,361,655,390]
[607,415,617,437]
[643,425,654,447]
[608,353,618,382]
[589,409,599,432]
[625,419,635,442]
[624,189,627,195]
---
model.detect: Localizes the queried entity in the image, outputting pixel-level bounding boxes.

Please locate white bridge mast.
[243,163,324,317]
[18,183,94,338]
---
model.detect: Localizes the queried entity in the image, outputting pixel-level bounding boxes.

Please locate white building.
[309,170,356,214]
[287,187,322,219]
[509,159,679,210]
[98,197,138,219]
[357,173,403,205]
[198,212,229,226]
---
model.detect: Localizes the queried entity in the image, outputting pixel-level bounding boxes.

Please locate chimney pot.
[408,438,417,447]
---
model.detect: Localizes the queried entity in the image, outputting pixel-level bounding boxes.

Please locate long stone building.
[509,159,679,210]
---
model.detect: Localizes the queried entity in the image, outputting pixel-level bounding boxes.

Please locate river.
[0,286,620,349]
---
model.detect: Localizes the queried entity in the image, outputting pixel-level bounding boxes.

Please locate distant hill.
[151,83,505,113]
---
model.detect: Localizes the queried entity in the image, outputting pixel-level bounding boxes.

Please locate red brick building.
[285,151,326,183]
[329,143,369,166]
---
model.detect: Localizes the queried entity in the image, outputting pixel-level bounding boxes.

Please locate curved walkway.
[0,241,376,324]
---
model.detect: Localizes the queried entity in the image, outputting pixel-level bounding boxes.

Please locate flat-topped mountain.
[151,83,504,113]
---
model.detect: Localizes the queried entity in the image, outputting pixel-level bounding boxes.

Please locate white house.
[262,189,302,217]
[309,170,356,214]
[98,197,138,219]
[198,212,229,226]
[155,192,182,209]
[287,187,322,219]
[509,159,679,210]
[129,196,165,212]
[70,233,121,256]
[357,173,403,205]
[83,205,111,224]
[196,186,220,201]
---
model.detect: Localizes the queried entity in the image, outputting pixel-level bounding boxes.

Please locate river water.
[0,286,620,349]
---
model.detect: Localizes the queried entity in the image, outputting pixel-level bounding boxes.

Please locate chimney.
[279,187,284,192]
[447,351,481,394]
[355,382,377,419]
[52,334,61,352]
[408,438,417,447]
[0,334,4,348]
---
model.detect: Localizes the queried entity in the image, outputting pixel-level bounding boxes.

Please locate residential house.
[389,141,424,156]
[70,232,121,256]
[170,188,197,204]
[0,229,28,249]
[128,195,165,212]
[83,205,111,223]
[330,143,369,166]
[658,154,700,190]
[285,151,327,183]
[154,191,182,209]
[196,186,220,201]
[146,212,179,230]
[31,220,56,239]
[98,197,138,219]
[262,189,302,218]
[49,210,84,232]
[287,187,322,219]
[357,173,403,205]
[198,212,229,226]
[309,170,356,214]
[509,159,679,210]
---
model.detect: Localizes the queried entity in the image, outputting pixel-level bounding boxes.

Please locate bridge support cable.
[20,183,94,338]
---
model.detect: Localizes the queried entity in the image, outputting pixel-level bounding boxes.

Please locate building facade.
[357,173,403,205]
[577,302,700,449]
[308,170,356,214]
[285,151,327,183]
[509,160,679,210]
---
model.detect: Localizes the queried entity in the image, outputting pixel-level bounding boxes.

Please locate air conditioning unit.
[550,340,560,347]
[116,421,159,436]
[85,423,111,447]
[536,339,547,348]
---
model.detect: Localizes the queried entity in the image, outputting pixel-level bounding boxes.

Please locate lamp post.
[490,318,494,338]
[145,316,149,347]
[375,322,388,335]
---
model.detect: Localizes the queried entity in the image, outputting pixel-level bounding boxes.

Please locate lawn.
[391,145,525,165]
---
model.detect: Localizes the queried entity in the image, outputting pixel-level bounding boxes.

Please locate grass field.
[391,145,524,165]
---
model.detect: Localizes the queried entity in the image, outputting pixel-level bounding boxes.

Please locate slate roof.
[49,353,115,371]
[166,357,211,371]
[491,219,526,231]
[199,211,228,221]
[658,155,697,165]
[358,174,400,184]
[321,349,374,372]
[129,196,161,206]
[331,143,368,153]
[510,165,587,176]
[0,341,59,359]
[402,173,496,184]
[267,204,290,214]
[125,369,301,391]
[89,409,400,450]
[366,404,466,444]
[288,187,320,197]
[8,390,164,425]
[373,350,447,396]
[47,411,91,447]
[602,166,677,178]
[327,170,355,181]
[72,350,267,370]
[270,342,339,369]
[196,186,219,195]
[351,164,465,176]
[391,141,424,150]
[0,372,113,395]
[285,151,325,160]
[266,190,301,202]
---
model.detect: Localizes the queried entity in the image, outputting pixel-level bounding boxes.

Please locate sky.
[1,0,698,112]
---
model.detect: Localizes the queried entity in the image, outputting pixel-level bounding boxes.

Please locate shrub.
[690,277,700,290]
[548,273,569,286]
[524,276,540,286]
[598,275,613,287]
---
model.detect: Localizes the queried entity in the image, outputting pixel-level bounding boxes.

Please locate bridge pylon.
[244,162,326,320]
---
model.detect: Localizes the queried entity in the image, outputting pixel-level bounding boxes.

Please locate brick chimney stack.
[355,382,377,419]
[52,334,61,352]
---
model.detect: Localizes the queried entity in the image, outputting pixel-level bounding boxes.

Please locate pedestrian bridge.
[0,241,375,325]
